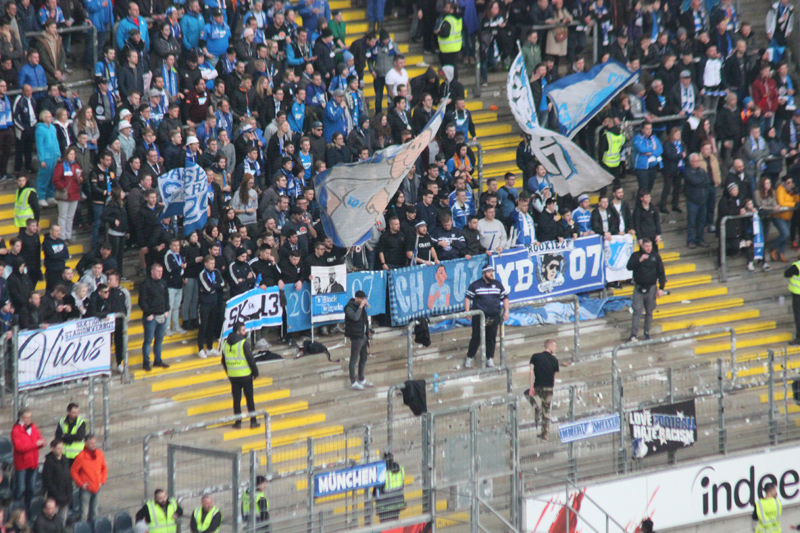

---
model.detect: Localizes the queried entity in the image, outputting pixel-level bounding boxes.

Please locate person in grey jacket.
[344,291,372,391]
[743,124,770,182]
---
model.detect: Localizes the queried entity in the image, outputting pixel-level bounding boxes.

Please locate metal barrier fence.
[500,295,580,364]
[406,309,486,380]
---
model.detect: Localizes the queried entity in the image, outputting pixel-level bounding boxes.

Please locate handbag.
[54,187,69,201]
[554,26,568,42]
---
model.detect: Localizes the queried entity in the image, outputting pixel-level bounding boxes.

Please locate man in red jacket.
[752,64,779,122]
[11,408,45,509]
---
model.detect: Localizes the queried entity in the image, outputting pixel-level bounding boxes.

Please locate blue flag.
[157,166,209,234]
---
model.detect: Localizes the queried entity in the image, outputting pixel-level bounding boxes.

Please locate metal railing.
[406,309,486,380]
[499,295,580,364]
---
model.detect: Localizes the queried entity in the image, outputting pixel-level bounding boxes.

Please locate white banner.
[604,234,634,283]
[311,264,348,323]
[18,317,115,391]
[524,445,800,531]
[221,287,283,338]
[507,53,614,197]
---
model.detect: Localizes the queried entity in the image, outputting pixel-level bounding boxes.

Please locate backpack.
[300,340,340,362]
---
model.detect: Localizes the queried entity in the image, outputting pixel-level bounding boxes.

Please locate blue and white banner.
[157,166,209,234]
[310,264,348,323]
[314,96,449,248]
[314,461,387,498]
[604,234,634,283]
[507,52,614,196]
[559,413,621,444]
[544,60,638,139]
[388,257,486,326]
[285,271,387,333]
[221,287,282,338]
[18,317,115,391]
[753,211,764,261]
[491,237,606,304]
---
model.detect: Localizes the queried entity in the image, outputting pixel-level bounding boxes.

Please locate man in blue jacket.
[17,50,47,99]
[632,122,663,195]
[181,0,205,51]
[323,89,348,142]
[116,2,150,51]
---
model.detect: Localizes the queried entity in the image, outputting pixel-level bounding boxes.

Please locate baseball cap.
[482,264,494,273]
[311,121,323,129]
[148,88,161,98]
[679,70,692,78]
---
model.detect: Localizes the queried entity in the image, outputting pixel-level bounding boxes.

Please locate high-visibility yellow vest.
[438,15,463,53]
[384,467,405,493]
[223,339,251,378]
[789,261,800,295]
[241,490,268,517]
[192,506,220,533]
[59,416,86,459]
[755,497,782,533]
[14,188,34,228]
[146,499,178,533]
[602,131,625,168]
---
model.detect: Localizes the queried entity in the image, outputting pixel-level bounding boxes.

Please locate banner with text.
[285,271,387,332]
[604,234,634,283]
[491,237,606,304]
[388,257,486,326]
[18,317,115,391]
[558,413,620,444]
[157,165,209,234]
[221,287,283,338]
[310,264,348,323]
[629,399,697,459]
[314,461,387,498]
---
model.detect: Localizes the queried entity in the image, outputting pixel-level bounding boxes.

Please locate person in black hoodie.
[344,290,371,390]
[632,190,662,248]
[221,321,260,428]
[42,225,69,292]
[229,247,256,297]
[42,439,72,526]
[461,215,487,259]
[19,291,45,330]
[250,244,282,288]
[198,255,225,359]
[8,262,34,312]
[106,271,130,371]
[536,198,562,243]
[139,263,170,371]
[279,249,306,290]
[19,218,42,287]
[85,284,110,318]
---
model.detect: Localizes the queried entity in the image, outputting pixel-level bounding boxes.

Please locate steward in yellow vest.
[241,475,270,530]
[190,496,221,533]
[753,482,781,533]
[373,452,406,523]
[139,490,183,533]
[785,259,800,346]
[222,321,261,429]
[55,403,86,461]
[599,120,625,188]
[13,175,38,229]
[436,2,463,70]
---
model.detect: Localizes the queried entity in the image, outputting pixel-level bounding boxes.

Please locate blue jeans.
[14,468,36,509]
[686,201,706,245]
[37,158,56,200]
[773,217,791,254]
[84,30,106,66]
[480,42,498,82]
[635,168,657,194]
[142,316,166,366]
[91,203,105,250]
[367,0,385,22]
[79,488,99,522]
[705,185,717,227]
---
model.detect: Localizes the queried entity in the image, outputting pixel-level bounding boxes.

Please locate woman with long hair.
[370,113,392,149]
[52,146,83,243]
[325,132,351,168]
[218,206,241,242]
[756,176,780,248]
[5,509,29,533]
[254,76,272,129]
[389,190,408,220]
[232,173,259,232]
[53,108,74,155]
[690,118,717,155]
[201,222,222,254]
[100,187,129,278]
[447,143,473,184]
[73,106,99,152]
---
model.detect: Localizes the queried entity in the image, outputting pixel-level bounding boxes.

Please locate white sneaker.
[165,329,173,337]
[350,382,365,390]
[117,363,124,374]
[763,262,771,271]
[39,200,49,208]
[359,380,374,388]
[487,359,495,368]
[747,262,755,272]
[198,349,207,359]
[47,198,56,206]
[464,357,473,369]
[173,327,187,335]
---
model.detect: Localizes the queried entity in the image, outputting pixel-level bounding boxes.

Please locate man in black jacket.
[626,238,666,341]
[42,225,69,292]
[41,440,72,526]
[345,290,372,391]
[139,263,170,371]
[221,321,260,428]
[536,198,561,243]
[19,218,42,287]
[632,190,662,248]
[198,255,225,359]
[377,217,407,269]
[684,154,710,248]
[33,497,65,533]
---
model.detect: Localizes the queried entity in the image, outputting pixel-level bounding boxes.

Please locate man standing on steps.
[463,264,509,369]
[528,339,559,441]
[345,290,373,391]
[222,321,260,429]
[139,263,171,371]
[435,1,462,78]
[626,238,666,342]
[784,253,800,346]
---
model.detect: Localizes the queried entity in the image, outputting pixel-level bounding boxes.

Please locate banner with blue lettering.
[221,287,283,338]
[157,166,209,234]
[285,271,388,332]
[543,60,638,139]
[310,264,348,323]
[491,237,606,303]
[388,257,486,326]
[558,413,621,444]
[314,461,387,498]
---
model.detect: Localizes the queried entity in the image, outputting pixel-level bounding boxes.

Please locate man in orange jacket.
[70,434,107,522]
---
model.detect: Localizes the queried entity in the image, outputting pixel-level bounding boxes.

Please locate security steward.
[138,489,184,533]
[784,254,800,346]
[55,402,86,464]
[599,117,625,191]
[241,475,270,529]
[190,495,221,533]
[14,175,38,229]
[373,452,405,523]
[435,1,462,75]
[463,264,510,369]
[222,321,261,429]
[753,482,781,533]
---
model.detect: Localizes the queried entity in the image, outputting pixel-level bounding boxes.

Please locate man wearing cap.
[116,2,150,51]
[344,290,372,391]
[572,194,595,236]
[200,9,231,67]
[323,89,349,143]
[464,264,509,368]
[406,220,438,266]
[88,77,115,152]
[670,70,699,116]
[185,136,201,166]
[313,28,336,81]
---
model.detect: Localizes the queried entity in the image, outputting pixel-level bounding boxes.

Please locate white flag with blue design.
[157,166,209,234]
[507,52,614,196]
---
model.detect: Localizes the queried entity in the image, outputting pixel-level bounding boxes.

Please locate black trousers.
[229,376,257,422]
[108,235,125,277]
[466,315,499,360]
[373,76,386,114]
[660,172,682,211]
[15,129,34,172]
[0,128,14,176]
[113,317,124,365]
[793,294,800,340]
[44,269,63,293]
[198,303,221,350]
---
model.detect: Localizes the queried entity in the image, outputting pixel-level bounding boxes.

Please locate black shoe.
[791,339,800,346]
[142,364,152,372]
[673,207,683,214]
[659,207,669,215]
[232,421,242,429]
[153,361,170,368]
[643,333,651,340]
[696,241,709,248]
[250,420,261,429]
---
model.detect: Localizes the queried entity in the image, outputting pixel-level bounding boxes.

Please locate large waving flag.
[157,165,209,234]
[507,52,614,197]
[314,96,450,248]
[544,60,639,138]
